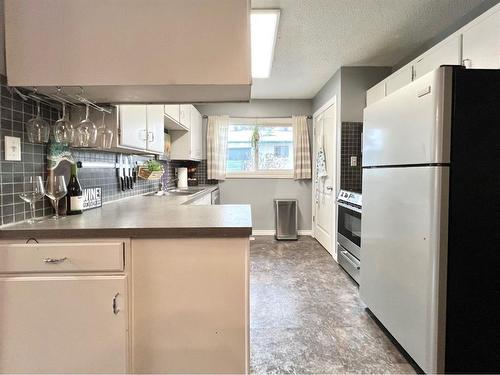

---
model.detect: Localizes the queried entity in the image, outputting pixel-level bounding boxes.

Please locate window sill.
[225,173,295,179]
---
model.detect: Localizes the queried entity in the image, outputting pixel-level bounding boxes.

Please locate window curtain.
[292,115,312,179]
[207,115,229,180]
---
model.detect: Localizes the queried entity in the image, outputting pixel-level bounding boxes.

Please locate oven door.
[337,203,361,259]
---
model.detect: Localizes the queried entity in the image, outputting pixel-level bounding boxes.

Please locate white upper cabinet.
[4,0,251,103]
[164,105,181,125]
[366,4,500,106]
[366,80,386,106]
[413,36,461,79]
[462,9,500,69]
[170,105,203,161]
[180,105,192,131]
[146,105,166,153]
[386,65,413,96]
[190,107,203,160]
[118,105,165,153]
[119,105,148,150]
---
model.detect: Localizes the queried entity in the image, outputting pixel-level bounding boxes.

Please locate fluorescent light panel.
[251,9,280,79]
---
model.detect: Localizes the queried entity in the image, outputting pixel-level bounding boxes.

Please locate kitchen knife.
[128,156,134,189]
[124,156,130,189]
[132,158,137,183]
[118,154,125,191]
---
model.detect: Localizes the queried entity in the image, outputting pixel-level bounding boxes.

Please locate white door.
[462,9,500,69]
[146,105,165,153]
[0,276,128,373]
[119,105,147,149]
[312,102,337,257]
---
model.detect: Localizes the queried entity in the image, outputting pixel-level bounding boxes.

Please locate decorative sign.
[83,187,102,210]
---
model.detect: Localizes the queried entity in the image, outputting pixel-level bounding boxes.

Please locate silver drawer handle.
[340,250,360,270]
[112,293,120,315]
[43,257,68,264]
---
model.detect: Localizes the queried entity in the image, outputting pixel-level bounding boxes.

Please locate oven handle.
[340,250,361,270]
[337,201,362,213]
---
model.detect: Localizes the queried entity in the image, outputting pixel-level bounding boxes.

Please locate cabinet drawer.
[0,242,125,274]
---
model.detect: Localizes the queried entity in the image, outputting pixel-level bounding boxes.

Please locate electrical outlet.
[350,156,357,167]
[4,136,21,161]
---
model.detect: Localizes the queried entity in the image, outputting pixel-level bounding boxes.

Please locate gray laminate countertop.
[0,186,252,239]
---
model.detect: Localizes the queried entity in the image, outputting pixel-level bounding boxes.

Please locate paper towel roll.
[177,167,188,188]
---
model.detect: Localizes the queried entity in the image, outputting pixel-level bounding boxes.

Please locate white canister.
[177,167,188,188]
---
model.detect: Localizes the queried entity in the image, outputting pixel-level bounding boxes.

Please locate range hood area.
[4,0,252,103]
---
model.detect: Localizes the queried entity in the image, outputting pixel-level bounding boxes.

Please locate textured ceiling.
[250,0,485,99]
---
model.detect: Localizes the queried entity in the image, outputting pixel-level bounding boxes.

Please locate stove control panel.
[337,190,362,207]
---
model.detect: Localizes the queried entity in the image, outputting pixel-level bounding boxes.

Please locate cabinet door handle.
[462,59,472,68]
[43,257,67,264]
[148,131,155,143]
[112,293,120,315]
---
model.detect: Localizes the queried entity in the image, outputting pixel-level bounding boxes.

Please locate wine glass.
[26,102,50,143]
[53,103,74,144]
[76,104,97,147]
[45,175,67,220]
[96,111,113,149]
[19,176,45,224]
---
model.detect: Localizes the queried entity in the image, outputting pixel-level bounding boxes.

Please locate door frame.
[311,95,340,261]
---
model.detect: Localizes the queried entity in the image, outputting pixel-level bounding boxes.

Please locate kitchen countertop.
[0,186,253,239]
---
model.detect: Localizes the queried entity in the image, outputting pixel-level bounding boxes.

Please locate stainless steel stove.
[337,190,362,283]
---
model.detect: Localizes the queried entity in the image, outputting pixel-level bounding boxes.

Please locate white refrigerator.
[360,66,500,373]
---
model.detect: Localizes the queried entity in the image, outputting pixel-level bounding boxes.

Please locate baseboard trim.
[252,230,312,236]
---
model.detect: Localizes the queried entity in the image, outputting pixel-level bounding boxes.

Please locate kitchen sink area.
[154,187,207,196]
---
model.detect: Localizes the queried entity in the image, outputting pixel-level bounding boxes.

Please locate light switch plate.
[350,156,357,167]
[4,136,21,161]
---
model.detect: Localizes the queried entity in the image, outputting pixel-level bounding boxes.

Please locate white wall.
[195,100,313,231]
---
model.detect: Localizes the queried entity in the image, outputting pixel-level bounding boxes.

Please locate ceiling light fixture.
[251,9,280,79]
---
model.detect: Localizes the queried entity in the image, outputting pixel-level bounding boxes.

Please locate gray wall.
[0,0,5,76]
[195,100,313,231]
[312,66,391,117]
[340,67,391,121]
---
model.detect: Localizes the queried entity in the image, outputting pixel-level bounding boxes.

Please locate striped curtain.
[207,115,229,180]
[292,115,312,179]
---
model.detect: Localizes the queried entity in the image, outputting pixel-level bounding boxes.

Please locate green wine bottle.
[66,163,83,215]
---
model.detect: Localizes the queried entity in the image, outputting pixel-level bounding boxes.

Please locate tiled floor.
[250,236,416,374]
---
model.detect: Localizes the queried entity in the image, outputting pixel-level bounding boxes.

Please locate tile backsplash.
[340,121,363,193]
[0,75,211,226]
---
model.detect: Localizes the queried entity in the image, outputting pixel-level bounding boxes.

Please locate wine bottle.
[66,163,83,215]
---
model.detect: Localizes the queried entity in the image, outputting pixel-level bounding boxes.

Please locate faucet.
[160,177,178,191]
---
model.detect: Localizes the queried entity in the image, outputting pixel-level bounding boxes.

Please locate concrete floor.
[250,236,416,374]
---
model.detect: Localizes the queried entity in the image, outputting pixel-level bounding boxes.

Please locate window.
[226,118,294,178]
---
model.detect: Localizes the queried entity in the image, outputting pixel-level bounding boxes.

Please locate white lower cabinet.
[0,275,128,374]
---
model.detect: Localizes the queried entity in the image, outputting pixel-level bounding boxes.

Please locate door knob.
[326,186,333,191]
